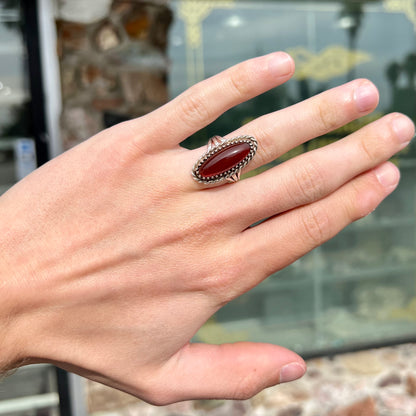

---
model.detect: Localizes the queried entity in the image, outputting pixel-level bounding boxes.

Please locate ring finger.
[222,112,414,230]
[185,77,380,191]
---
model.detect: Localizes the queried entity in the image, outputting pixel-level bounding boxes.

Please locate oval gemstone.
[199,142,251,178]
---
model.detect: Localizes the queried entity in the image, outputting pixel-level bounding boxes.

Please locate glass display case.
[0,365,60,416]
[168,0,416,356]
[0,0,48,195]
[0,0,32,195]
[0,1,67,415]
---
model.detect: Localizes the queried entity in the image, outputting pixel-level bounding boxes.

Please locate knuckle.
[204,260,243,304]
[290,161,325,204]
[316,100,340,133]
[228,68,250,98]
[188,208,230,240]
[359,135,378,162]
[348,180,368,220]
[234,371,262,400]
[349,177,382,220]
[357,112,413,164]
[358,123,391,163]
[127,379,165,406]
[178,86,212,129]
[199,248,248,305]
[203,208,231,230]
[142,390,173,407]
[135,372,180,406]
[176,211,244,302]
[301,204,331,247]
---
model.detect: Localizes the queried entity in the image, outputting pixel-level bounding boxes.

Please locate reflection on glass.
[0,0,32,193]
[0,3,60,415]
[169,0,416,356]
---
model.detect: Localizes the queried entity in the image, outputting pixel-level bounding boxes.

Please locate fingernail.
[375,162,400,191]
[280,362,306,383]
[392,115,415,146]
[354,81,378,112]
[268,52,294,77]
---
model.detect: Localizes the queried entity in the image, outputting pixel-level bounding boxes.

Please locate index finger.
[131,52,295,152]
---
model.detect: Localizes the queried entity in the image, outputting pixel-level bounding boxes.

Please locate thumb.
[153,342,306,404]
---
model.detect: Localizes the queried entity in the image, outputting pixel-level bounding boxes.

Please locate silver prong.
[208,135,224,151]
[226,170,241,183]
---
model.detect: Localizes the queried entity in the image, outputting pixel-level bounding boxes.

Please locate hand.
[0,52,413,405]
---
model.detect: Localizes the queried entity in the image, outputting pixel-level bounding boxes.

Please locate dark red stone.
[199,142,251,178]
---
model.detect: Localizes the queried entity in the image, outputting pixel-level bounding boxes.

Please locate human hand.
[0,52,414,404]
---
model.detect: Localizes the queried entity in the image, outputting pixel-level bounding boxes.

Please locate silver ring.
[192,135,258,185]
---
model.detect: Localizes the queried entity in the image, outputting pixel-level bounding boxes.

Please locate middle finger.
[184,79,377,191]
[228,78,380,170]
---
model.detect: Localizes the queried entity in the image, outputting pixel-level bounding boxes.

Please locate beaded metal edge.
[192,135,258,185]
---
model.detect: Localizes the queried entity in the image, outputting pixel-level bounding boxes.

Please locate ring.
[192,135,258,185]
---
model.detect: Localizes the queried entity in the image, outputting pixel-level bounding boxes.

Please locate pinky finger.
[239,161,400,283]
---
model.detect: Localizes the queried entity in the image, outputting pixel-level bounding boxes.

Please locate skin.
[0,52,414,405]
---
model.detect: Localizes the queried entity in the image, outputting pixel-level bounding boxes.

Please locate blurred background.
[0,0,415,415]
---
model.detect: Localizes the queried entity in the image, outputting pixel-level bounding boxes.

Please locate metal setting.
[192,135,258,185]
